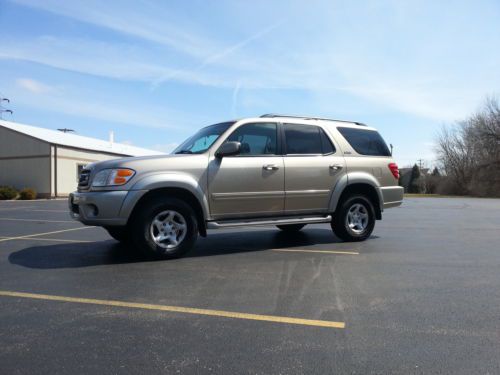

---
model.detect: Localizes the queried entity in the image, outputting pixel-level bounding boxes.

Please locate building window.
[76,164,86,182]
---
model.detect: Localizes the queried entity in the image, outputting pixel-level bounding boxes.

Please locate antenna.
[0,96,13,119]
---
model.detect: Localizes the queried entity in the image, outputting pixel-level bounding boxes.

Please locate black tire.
[276,224,306,232]
[130,197,198,259]
[331,195,375,242]
[104,226,131,243]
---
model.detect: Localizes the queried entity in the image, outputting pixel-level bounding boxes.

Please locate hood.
[90,153,202,171]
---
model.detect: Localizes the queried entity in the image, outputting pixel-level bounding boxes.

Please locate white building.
[0,120,163,197]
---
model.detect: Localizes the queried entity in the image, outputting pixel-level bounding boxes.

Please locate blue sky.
[0,0,499,166]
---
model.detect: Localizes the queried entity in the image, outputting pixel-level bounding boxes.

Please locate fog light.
[88,204,99,217]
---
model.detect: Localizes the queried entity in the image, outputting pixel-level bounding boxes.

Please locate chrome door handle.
[329,164,343,171]
[263,164,279,171]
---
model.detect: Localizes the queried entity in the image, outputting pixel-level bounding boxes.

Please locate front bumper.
[69,190,144,226]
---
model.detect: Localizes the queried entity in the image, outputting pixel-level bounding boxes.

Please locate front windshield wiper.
[174,150,193,154]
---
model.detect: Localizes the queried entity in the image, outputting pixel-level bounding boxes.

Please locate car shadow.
[8,228,363,269]
[187,228,341,257]
[8,240,152,269]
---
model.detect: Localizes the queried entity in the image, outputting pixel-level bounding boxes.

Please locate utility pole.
[417,159,424,170]
[0,97,13,119]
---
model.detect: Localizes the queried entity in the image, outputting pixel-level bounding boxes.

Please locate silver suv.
[69,114,403,259]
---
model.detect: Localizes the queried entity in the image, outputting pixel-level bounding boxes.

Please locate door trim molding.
[212,191,285,200]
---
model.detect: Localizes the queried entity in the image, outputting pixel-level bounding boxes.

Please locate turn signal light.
[111,169,135,185]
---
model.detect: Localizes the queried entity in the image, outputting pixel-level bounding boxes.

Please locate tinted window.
[226,123,278,155]
[284,124,323,154]
[337,127,391,156]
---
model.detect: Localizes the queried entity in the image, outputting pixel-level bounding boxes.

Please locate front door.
[282,123,346,213]
[208,122,284,219]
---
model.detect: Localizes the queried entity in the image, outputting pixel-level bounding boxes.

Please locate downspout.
[54,145,58,198]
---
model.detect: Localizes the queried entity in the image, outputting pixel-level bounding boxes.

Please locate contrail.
[231,80,242,118]
[151,20,285,89]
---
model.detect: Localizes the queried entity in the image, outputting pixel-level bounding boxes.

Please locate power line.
[0,96,13,119]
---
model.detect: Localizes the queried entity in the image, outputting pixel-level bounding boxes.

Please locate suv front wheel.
[130,197,198,259]
[331,195,375,242]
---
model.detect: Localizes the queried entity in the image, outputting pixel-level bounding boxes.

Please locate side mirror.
[216,141,241,158]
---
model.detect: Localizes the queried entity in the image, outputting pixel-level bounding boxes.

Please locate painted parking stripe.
[272,249,359,255]
[0,218,75,223]
[31,209,70,213]
[0,290,345,329]
[0,226,94,243]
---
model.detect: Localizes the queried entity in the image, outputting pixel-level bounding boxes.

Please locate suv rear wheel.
[331,195,375,241]
[130,197,198,259]
[276,224,306,232]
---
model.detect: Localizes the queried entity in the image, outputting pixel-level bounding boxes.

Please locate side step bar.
[207,215,332,229]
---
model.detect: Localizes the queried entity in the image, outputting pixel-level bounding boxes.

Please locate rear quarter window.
[337,127,391,156]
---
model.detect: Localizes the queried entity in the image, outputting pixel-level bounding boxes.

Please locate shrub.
[0,186,18,200]
[19,188,37,200]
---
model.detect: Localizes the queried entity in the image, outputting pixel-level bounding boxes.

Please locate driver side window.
[226,123,278,156]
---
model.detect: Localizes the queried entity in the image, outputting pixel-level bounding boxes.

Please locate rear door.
[282,123,346,213]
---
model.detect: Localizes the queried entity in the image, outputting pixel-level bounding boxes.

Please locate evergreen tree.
[408,164,423,193]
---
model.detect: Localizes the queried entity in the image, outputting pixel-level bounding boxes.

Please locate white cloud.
[5,0,500,125]
[10,0,219,60]
[6,81,204,131]
[16,78,54,94]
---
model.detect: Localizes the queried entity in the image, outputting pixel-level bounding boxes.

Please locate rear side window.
[284,124,335,155]
[337,127,391,156]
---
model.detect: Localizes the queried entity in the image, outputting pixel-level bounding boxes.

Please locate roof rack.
[260,113,367,126]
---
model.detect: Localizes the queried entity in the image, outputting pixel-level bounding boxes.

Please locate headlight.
[91,168,135,187]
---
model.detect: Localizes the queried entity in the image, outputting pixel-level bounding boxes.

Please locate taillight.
[388,163,399,179]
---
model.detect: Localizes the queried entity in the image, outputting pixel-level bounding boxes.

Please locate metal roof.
[0,119,164,157]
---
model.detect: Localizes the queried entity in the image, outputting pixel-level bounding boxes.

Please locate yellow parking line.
[0,226,93,243]
[0,218,75,223]
[272,249,359,255]
[0,290,345,329]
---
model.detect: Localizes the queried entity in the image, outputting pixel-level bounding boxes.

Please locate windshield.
[172,122,234,154]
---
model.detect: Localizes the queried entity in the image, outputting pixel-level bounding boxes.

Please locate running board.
[207,215,332,229]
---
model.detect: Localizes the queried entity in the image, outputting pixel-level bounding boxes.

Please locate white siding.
[0,128,51,196]
[55,147,126,196]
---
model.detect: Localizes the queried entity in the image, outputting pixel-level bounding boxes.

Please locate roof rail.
[260,113,367,126]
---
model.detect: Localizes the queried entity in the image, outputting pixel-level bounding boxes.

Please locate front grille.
[78,170,91,188]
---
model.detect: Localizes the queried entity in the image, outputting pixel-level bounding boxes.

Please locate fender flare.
[328,172,384,213]
[122,173,210,221]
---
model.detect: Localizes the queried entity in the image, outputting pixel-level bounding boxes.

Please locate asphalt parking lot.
[0,197,499,374]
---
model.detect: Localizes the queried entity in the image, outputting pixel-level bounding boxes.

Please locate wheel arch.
[127,186,208,237]
[329,173,383,220]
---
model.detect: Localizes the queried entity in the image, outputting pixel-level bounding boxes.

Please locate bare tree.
[435,97,500,197]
